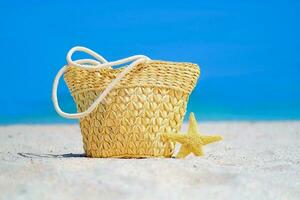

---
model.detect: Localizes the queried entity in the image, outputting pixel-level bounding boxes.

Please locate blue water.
[0,1,299,124]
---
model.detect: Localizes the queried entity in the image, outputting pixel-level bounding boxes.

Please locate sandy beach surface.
[0,122,299,200]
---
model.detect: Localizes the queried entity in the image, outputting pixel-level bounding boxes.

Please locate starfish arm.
[161,133,180,140]
[176,145,191,158]
[161,133,187,144]
[192,146,204,157]
[187,112,199,136]
[201,135,223,145]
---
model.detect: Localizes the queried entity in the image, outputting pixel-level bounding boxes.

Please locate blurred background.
[0,0,299,124]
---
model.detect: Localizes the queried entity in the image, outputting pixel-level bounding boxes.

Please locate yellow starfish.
[162,112,222,158]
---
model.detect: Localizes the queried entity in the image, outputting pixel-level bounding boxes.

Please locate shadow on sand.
[17,152,86,158]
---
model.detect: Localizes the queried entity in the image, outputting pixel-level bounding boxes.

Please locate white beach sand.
[0,122,299,200]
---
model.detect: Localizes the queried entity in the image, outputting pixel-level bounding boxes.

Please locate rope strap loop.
[52,46,150,119]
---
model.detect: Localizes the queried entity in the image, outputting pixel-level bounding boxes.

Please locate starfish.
[162,112,222,158]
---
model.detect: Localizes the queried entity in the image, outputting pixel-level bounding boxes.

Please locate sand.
[0,122,299,200]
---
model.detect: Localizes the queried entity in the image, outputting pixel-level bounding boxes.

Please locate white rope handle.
[52,46,150,119]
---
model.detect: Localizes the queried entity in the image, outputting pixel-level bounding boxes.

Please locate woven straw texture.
[64,61,200,158]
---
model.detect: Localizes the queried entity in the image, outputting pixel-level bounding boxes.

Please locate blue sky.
[0,0,299,123]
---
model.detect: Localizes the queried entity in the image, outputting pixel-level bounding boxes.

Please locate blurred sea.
[0,1,299,124]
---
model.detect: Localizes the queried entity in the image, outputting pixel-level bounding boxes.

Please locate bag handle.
[52,46,150,119]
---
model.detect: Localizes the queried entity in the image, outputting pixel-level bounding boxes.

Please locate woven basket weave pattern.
[64,61,200,158]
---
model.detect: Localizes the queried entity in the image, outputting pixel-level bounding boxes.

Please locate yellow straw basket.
[52,46,200,158]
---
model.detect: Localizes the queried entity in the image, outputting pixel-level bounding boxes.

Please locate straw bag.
[52,46,200,158]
